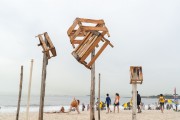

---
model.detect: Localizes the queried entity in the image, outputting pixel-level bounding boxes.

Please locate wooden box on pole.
[67,18,113,120]
[36,32,57,120]
[130,66,143,120]
[67,18,113,69]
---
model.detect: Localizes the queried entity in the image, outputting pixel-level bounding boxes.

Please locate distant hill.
[142,94,180,99]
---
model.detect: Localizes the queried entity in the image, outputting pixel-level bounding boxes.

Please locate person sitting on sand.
[159,94,165,113]
[45,106,67,113]
[114,93,120,113]
[69,97,80,114]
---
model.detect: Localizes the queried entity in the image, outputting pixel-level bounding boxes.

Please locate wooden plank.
[44,32,54,48]
[75,33,92,53]
[81,26,108,32]
[102,37,114,48]
[78,18,105,24]
[70,30,85,37]
[80,31,106,63]
[37,35,48,52]
[67,18,78,36]
[16,66,23,120]
[90,49,95,120]
[79,35,97,58]
[88,41,109,67]
[71,27,81,41]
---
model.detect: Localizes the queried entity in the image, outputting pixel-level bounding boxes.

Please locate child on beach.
[159,94,165,113]
[114,93,120,113]
[105,93,112,113]
[69,98,80,114]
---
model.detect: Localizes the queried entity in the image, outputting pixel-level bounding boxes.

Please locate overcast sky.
[0,0,180,97]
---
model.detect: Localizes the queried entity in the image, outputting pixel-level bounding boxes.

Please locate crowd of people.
[47,92,175,114]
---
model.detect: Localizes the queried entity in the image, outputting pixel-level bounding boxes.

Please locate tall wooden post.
[16,66,23,120]
[26,59,34,120]
[90,49,95,120]
[98,73,101,120]
[39,40,48,120]
[132,84,137,120]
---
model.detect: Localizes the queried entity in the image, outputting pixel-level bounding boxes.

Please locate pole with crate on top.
[67,18,113,120]
[35,32,57,120]
[130,66,143,120]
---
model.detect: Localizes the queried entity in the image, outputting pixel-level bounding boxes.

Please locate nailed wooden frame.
[36,32,57,59]
[130,66,143,84]
[68,18,113,69]
[67,18,110,48]
[71,31,113,69]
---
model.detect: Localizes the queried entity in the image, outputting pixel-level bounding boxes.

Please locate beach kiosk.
[36,32,57,120]
[130,66,143,120]
[67,18,113,120]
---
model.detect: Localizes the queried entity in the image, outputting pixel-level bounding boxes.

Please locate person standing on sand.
[82,103,85,111]
[105,93,112,113]
[114,93,120,113]
[69,98,80,114]
[137,91,142,113]
[159,94,165,113]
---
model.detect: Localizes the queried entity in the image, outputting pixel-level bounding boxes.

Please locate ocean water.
[0,95,179,113]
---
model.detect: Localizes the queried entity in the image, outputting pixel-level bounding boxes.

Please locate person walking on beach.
[159,94,165,113]
[82,103,85,111]
[137,91,142,113]
[69,97,80,114]
[105,93,112,113]
[114,93,120,113]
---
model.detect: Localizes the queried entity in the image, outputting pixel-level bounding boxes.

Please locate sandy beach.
[0,110,180,120]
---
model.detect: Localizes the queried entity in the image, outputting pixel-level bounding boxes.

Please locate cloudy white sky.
[0,0,180,97]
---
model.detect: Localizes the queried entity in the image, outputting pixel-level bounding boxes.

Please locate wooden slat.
[80,31,106,62]
[71,27,81,41]
[44,32,54,48]
[80,36,102,62]
[78,18,105,24]
[37,35,48,52]
[70,30,85,37]
[87,41,109,67]
[79,35,97,57]
[67,19,78,36]
[81,26,108,32]
[75,32,92,53]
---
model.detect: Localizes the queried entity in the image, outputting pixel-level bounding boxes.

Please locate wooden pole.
[98,73,101,120]
[16,66,23,120]
[90,49,95,120]
[132,84,137,120]
[39,40,48,120]
[26,59,34,120]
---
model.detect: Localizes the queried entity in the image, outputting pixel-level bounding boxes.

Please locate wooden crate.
[67,18,110,48]
[130,66,143,84]
[67,18,113,69]
[36,32,57,59]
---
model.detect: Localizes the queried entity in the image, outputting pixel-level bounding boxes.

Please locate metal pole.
[98,73,101,120]
[90,49,95,120]
[39,40,48,120]
[26,59,34,120]
[132,84,137,120]
[16,66,23,120]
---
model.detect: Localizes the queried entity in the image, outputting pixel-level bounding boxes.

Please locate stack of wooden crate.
[67,18,113,69]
